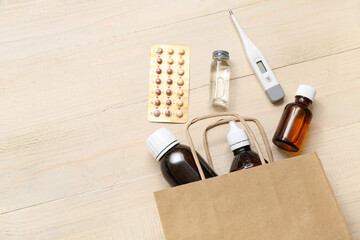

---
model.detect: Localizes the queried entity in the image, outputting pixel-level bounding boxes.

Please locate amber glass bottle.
[146,128,217,187]
[230,146,263,172]
[227,121,266,172]
[272,85,316,152]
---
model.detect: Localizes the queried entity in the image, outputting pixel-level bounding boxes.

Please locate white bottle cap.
[295,84,316,102]
[226,121,250,151]
[146,128,179,161]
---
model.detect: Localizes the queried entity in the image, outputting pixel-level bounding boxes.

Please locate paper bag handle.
[185,112,274,180]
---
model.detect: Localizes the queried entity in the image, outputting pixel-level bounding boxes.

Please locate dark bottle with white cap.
[272,84,316,152]
[146,128,217,187]
[227,121,266,172]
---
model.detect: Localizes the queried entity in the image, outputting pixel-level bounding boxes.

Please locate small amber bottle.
[272,84,316,152]
[227,121,265,172]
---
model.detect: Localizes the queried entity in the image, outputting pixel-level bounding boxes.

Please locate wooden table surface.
[1,0,359,239]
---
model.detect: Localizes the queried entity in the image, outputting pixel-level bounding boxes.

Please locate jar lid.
[146,128,179,161]
[295,84,316,102]
[213,50,229,60]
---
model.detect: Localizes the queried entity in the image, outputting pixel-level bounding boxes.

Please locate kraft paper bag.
[154,113,352,240]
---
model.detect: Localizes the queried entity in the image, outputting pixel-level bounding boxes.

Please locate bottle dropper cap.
[146,128,179,161]
[295,84,316,102]
[226,121,250,151]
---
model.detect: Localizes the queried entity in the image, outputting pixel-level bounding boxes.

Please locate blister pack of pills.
[147,44,190,123]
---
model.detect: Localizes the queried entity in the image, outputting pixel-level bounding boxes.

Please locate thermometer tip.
[229,10,233,15]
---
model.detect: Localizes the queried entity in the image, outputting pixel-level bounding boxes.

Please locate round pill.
[156,68,162,74]
[178,69,184,76]
[167,78,173,84]
[167,48,174,55]
[167,69,173,75]
[176,110,183,118]
[155,78,161,84]
[166,99,172,105]
[156,48,163,55]
[177,79,184,86]
[178,48,185,55]
[167,58,174,65]
[154,99,161,106]
[176,100,184,107]
[154,110,161,117]
[156,58,162,64]
[166,89,172,96]
[178,59,184,65]
[155,89,161,95]
[165,110,171,116]
[177,89,184,96]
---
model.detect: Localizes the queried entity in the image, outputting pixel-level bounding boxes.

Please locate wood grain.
[0,0,359,239]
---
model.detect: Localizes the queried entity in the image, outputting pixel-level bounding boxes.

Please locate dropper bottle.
[227,121,266,172]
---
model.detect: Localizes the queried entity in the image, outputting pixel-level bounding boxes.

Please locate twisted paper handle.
[185,112,274,180]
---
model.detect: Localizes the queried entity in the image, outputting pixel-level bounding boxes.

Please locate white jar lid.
[295,84,316,102]
[146,128,179,161]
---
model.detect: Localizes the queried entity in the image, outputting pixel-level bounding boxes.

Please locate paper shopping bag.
[154,113,352,240]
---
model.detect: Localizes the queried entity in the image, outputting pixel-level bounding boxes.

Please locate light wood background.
[0,0,359,239]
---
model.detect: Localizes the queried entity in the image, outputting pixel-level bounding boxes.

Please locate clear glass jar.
[209,50,230,105]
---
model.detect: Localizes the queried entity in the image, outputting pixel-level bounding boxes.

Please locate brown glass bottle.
[230,145,264,172]
[272,85,316,152]
[227,120,266,172]
[159,144,217,187]
[146,128,217,187]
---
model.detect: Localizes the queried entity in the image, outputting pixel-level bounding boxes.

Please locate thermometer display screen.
[256,61,267,73]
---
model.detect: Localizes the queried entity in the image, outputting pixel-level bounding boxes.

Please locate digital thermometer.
[229,10,285,103]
